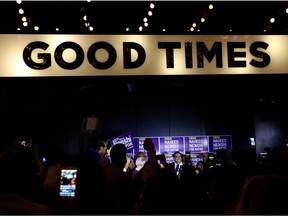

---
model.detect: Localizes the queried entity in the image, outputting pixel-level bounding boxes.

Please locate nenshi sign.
[0,34,287,77]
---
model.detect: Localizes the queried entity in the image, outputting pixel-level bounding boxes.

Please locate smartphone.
[155,154,162,164]
[59,167,78,199]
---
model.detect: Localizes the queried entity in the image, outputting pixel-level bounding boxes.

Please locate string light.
[11,1,288,34]
[259,4,288,34]
[136,2,155,32]
[188,3,214,33]
[81,0,94,32]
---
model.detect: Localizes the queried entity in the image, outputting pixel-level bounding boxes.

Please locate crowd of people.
[0,136,288,214]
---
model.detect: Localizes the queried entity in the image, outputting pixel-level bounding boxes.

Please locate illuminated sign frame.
[0,34,285,77]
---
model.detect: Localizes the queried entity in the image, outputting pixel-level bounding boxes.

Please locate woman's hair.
[234,174,288,214]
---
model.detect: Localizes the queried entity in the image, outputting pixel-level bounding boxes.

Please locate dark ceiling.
[0,1,287,34]
[0,1,288,99]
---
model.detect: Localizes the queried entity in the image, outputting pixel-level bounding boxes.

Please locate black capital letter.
[197,42,223,68]
[55,41,84,70]
[158,42,181,68]
[88,42,116,70]
[227,42,246,67]
[123,42,146,69]
[23,41,51,70]
[185,42,193,68]
[250,41,270,68]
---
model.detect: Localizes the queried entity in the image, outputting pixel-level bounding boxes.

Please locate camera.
[156,154,163,165]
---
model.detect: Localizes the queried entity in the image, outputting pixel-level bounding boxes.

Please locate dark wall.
[0,75,286,165]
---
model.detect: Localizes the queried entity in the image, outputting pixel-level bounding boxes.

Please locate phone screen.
[59,168,77,198]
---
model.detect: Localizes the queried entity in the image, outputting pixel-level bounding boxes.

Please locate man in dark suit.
[167,151,184,179]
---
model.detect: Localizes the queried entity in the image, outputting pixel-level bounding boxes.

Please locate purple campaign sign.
[109,132,134,157]
[184,136,209,153]
[159,136,184,154]
[208,135,232,152]
[133,137,160,154]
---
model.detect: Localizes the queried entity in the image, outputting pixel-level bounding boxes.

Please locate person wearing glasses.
[167,151,183,179]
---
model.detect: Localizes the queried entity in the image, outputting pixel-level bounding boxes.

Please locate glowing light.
[148,11,153,16]
[16,0,22,4]
[22,16,26,22]
[150,3,155,9]
[270,17,275,23]
[209,4,213,9]
[201,18,205,22]
[143,17,148,22]
[34,26,39,31]
[23,22,28,27]
[19,8,24,14]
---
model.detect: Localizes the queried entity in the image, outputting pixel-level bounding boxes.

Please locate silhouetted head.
[110,144,127,167]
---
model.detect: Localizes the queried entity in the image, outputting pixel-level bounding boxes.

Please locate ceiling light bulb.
[150,3,155,9]
[56,28,59,31]
[126,27,129,31]
[286,8,288,14]
[22,16,26,22]
[209,4,213,10]
[201,18,205,22]
[144,22,148,27]
[34,26,39,31]
[143,17,148,22]
[83,15,87,21]
[19,8,24,14]
[190,27,194,31]
[270,17,275,23]
[192,23,196,27]
[89,26,93,31]
[23,21,28,27]
[139,26,143,31]
[16,0,22,4]
[148,11,153,16]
